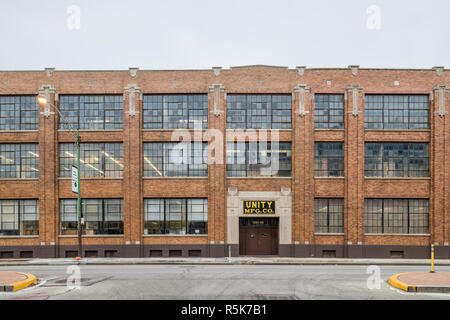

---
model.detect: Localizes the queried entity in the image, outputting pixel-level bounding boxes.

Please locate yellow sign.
[243,201,275,214]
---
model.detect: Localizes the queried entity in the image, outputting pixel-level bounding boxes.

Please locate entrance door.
[239,218,279,255]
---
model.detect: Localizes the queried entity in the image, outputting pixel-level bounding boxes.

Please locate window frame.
[58,95,123,130]
[0,144,39,179]
[364,143,429,177]
[143,198,208,235]
[0,199,39,236]
[314,94,344,129]
[364,95,429,130]
[0,95,39,131]
[226,94,292,129]
[59,198,124,235]
[314,198,344,234]
[314,142,344,177]
[142,94,208,129]
[364,198,429,234]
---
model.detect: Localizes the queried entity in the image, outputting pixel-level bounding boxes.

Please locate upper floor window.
[59,95,123,130]
[364,95,429,129]
[226,142,292,177]
[314,142,344,177]
[0,96,38,130]
[143,95,208,129]
[365,198,429,234]
[314,94,344,129]
[143,142,208,177]
[0,144,39,178]
[227,95,291,129]
[59,143,123,178]
[0,199,39,236]
[143,198,208,235]
[60,198,123,235]
[314,198,344,233]
[364,143,429,177]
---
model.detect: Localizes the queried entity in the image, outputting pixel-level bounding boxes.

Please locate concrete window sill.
[364,233,431,237]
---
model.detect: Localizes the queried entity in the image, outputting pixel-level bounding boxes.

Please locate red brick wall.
[0,66,448,250]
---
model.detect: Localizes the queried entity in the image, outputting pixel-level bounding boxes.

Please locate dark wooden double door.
[239,218,279,256]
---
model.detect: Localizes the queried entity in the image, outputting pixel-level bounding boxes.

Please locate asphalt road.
[1,264,450,300]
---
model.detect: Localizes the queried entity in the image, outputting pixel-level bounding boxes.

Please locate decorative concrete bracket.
[124,84,142,117]
[345,84,364,117]
[433,84,449,117]
[38,85,57,118]
[293,84,311,117]
[209,84,226,117]
[296,66,306,76]
[129,67,139,78]
[349,65,359,76]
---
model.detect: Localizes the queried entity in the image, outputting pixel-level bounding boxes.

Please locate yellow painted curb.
[388,273,417,292]
[8,272,37,292]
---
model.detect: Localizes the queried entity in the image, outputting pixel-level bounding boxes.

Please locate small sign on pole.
[72,166,78,193]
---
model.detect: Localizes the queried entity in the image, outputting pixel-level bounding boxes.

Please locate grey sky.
[0,0,449,70]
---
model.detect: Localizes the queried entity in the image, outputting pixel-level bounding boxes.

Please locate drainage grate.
[252,294,299,300]
[42,276,110,287]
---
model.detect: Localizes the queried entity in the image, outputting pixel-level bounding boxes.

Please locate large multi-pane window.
[365,143,429,177]
[364,95,429,129]
[227,95,292,129]
[0,144,39,178]
[60,199,123,235]
[143,198,208,235]
[0,200,39,236]
[143,142,207,177]
[0,96,38,131]
[314,94,344,129]
[59,95,123,130]
[143,95,208,129]
[59,143,123,178]
[365,199,429,234]
[314,143,344,177]
[314,199,344,233]
[226,142,292,177]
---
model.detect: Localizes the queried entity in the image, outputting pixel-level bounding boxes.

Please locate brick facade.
[0,65,449,258]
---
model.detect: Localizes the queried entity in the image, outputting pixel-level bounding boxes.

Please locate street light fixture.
[37,94,83,259]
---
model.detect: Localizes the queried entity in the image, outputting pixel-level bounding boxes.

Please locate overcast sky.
[0,0,449,70]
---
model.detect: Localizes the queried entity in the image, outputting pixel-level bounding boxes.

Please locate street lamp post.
[38,95,83,259]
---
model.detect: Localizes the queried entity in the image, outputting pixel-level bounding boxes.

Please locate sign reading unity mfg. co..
[243,200,275,214]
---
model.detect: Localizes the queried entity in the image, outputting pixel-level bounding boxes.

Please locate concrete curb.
[1,257,450,266]
[0,272,36,292]
[388,273,450,293]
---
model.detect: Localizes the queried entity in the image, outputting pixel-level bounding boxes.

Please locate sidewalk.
[0,271,36,292]
[0,257,449,266]
[389,272,450,293]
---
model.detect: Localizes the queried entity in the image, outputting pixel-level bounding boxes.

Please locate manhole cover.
[42,276,110,287]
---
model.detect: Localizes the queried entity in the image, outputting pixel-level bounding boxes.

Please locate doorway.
[239,218,279,255]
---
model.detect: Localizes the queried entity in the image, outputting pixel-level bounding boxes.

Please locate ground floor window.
[314,198,344,233]
[0,199,39,236]
[364,199,429,234]
[144,198,208,235]
[60,199,123,235]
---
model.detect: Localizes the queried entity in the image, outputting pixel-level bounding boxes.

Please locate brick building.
[0,65,449,259]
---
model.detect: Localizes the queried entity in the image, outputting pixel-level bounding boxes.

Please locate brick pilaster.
[431,85,450,245]
[208,84,226,244]
[123,84,143,245]
[292,84,314,244]
[344,84,365,245]
[38,85,58,252]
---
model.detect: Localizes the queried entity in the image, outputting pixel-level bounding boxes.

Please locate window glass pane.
[143,95,208,129]
[314,94,344,129]
[59,95,123,130]
[227,95,291,129]
[0,96,38,130]
[364,95,429,129]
